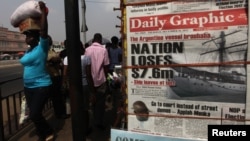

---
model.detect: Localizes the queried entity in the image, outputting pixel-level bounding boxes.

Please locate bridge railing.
[0,77,53,141]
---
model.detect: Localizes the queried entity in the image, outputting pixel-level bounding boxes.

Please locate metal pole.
[81,0,87,45]
[64,0,86,140]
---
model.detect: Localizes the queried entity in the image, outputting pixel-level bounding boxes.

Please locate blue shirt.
[109,47,122,70]
[20,37,52,88]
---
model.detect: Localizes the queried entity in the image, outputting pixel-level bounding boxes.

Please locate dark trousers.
[82,85,91,132]
[93,82,106,126]
[24,86,53,139]
[50,76,66,117]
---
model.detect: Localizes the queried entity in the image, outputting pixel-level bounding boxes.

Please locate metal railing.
[0,77,53,141]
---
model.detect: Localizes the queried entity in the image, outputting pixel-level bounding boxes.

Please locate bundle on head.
[10,0,47,33]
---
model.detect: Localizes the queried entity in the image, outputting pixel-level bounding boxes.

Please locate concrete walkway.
[16,105,115,141]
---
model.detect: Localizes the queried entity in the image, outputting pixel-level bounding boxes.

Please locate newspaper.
[126,0,248,139]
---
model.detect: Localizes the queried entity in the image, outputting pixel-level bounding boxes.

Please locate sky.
[0,0,121,43]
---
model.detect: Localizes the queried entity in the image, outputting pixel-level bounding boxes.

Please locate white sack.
[10,0,41,27]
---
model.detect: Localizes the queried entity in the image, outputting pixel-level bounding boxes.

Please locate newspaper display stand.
[111,0,250,140]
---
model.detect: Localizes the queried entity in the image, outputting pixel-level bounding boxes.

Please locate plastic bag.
[107,72,123,89]
[19,96,29,125]
[10,0,41,27]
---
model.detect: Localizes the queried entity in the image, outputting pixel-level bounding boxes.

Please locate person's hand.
[39,1,48,15]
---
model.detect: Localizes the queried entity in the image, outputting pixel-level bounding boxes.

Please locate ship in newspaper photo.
[170,30,248,101]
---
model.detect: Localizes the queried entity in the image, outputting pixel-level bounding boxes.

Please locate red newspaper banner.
[130,8,247,32]
[125,0,171,5]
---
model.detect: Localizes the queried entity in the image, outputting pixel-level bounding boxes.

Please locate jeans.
[24,86,53,139]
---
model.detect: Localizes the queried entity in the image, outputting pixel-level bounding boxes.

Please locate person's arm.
[39,1,48,38]
[86,64,95,92]
[63,65,68,80]
[103,65,109,78]
[104,48,110,77]
[62,57,68,82]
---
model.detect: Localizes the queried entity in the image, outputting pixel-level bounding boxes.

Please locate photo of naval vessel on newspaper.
[170,30,248,98]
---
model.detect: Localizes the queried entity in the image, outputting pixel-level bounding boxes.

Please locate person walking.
[47,35,69,119]
[59,39,70,102]
[63,44,92,135]
[107,36,122,74]
[85,33,110,129]
[79,46,93,135]
[106,36,123,127]
[19,1,55,141]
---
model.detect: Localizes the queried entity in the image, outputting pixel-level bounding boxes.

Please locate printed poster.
[126,0,248,139]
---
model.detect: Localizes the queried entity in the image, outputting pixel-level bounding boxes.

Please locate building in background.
[0,26,64,60]
[0,26,26,59]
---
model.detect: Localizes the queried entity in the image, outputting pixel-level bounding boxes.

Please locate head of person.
[23,29,40,48]
[111,36,119,45]
[132,101,149,122]
[92,33,102,44]
[84,43,89,48]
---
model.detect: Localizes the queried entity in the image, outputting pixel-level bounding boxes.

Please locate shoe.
[45,134,54,141]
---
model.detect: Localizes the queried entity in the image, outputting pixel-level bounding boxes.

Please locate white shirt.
[63,55,91,85]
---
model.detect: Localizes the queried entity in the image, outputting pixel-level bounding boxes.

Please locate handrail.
[0,77,23,86]
[0,77,25,141]
[0,77,53,141]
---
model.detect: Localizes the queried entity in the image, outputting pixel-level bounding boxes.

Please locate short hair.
[92,33,102,44]
[84,43,89,48]
[111,36,119,44]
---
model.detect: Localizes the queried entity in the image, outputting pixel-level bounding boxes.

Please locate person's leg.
[111,87,122,127]
[25,86,54,139]
[82,85,92,135]
[50,76,67,118]
[93,83,106,128]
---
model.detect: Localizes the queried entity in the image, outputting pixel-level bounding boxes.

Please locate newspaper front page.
[126,0,248,139]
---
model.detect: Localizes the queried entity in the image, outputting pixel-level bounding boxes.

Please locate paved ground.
[17,100,117,141]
